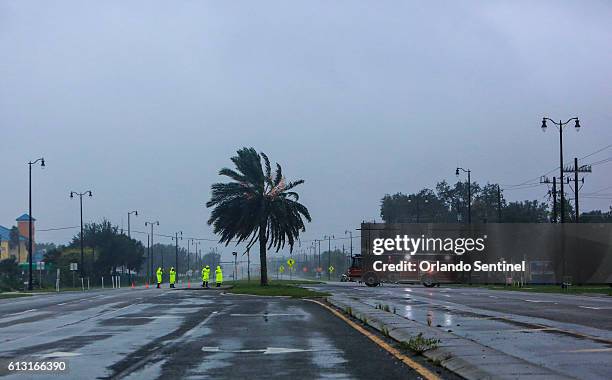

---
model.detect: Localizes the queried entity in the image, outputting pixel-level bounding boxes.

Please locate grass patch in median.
[225,279,329,298]
[0,292,32,299]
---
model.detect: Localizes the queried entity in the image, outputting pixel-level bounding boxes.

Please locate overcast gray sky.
[1,1,611,259]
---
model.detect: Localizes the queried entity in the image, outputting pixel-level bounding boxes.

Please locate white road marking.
[578,306,611,310]
[230,313,303,317]
[183,311,218,338]
[489,296,498,299]
[36,352,82,358]
[6,309,37,316]
[115,316,181,319]
[524,299,555,303]
[201,346,317,355]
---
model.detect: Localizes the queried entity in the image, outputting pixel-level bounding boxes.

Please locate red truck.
[345,253,456,287]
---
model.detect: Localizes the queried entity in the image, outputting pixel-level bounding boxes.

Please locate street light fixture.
[455,167,471,224]
[70,190,93,280]
[127,210,138,239]
[541,117,581,223]
[27,157,45,291]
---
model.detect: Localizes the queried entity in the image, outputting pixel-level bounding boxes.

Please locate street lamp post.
[344,230,353,272]
[127,210,138,239]
[70,190,93,280]
[173,231,182,273]
[145,220,159,278]
[27,157,45,291]
[232,251,238,280]
[456,167,471,224]
[324,235,334,280]
[541,117,581,223]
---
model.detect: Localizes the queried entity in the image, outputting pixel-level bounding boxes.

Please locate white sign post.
[70,263,78,288]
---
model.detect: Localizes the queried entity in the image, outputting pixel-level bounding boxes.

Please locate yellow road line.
[307,299,441,380]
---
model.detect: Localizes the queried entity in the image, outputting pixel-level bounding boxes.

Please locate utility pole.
[563,158,592,223]
[186,239,191,274]
[541,117,581,223]
[552,178,557,223]
[145,220,159,277]
[146,234,150,283]
[173,231,182,273]
[317,239,321,270]
[497,185,502,222]
[324,235,334,280]
[541,176,566,223]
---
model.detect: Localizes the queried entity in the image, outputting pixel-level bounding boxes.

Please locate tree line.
[381,180,612,223]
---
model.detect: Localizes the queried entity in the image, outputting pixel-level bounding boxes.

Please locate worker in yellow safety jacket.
[215,265,223,287]
[169,267,176,288]
[201,265,210,288]
[156,267,163,288]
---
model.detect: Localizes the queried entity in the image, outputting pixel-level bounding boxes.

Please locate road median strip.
[323,295,573,380]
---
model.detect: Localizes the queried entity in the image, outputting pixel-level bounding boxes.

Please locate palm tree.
[206,147,311,285]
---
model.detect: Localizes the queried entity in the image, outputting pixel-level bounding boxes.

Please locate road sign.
[279,265,285,273]
[36,261,45,270]
[70,262,78,271]
[328,266,335,273]
[303,267,308,272]
[287,258,295,268]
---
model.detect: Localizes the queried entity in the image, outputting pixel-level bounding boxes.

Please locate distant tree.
[0,257,20,290]
[502,200,549,223]
[201,250,221,268]
[579,207,612,223]
[43,247,63,265]
[473,184,505,223]
[68,220,144,276]
[207,147,311,286]
[36,242,57,252]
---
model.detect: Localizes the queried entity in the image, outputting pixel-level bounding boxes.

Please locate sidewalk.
[327,294,573,380]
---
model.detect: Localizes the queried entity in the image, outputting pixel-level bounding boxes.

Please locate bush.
[399,333,440,354]
[0,257,21,291]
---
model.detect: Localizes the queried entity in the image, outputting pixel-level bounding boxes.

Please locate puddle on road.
[308,334,347,370]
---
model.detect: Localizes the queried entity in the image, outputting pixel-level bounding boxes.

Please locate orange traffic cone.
[188,279,191,288]
[131,281,135,289]
[145,281,149,289]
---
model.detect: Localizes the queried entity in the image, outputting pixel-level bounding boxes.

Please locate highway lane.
[0,288,428,379]
[310,283,612,379]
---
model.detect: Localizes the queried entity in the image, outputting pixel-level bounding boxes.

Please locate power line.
[501,143,611,189]
[38,226,80,232]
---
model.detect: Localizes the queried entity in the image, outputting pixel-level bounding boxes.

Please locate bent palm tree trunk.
[259,222,268,286]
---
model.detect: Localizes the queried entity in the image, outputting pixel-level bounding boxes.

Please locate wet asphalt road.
[309,283,612,379]
[0,288,421,379]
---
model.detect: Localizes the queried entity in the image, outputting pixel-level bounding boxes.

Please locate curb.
[327,295,573,380]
